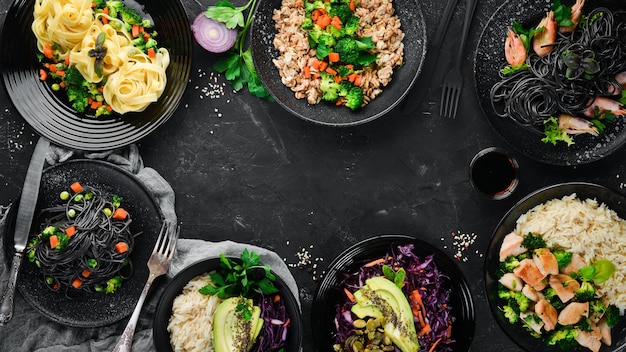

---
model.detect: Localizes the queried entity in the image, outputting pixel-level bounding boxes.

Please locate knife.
[0,136,50,325]
[400,0,460,115]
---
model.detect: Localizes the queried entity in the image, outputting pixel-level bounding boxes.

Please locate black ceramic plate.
[474,0,626,165]
[153,257,303,352]
[251,0,426,126]
[485,182,626,351]
[0,0,192,151]
[4,159,163,327]
[311,235,475,351]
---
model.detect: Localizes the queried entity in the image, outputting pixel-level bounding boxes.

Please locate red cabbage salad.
[332,244,456,352]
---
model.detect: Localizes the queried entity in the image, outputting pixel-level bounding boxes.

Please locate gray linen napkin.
[0,144,300,352]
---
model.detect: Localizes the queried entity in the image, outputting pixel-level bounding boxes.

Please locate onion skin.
[191,13,237,54]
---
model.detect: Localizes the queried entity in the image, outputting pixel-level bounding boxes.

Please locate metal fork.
[112,221,179,352]
[439,0,479,118]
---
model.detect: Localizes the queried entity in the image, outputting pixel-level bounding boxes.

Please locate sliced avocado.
[351,301,384,319]
[213,297,264,352]
[353,276,419,352]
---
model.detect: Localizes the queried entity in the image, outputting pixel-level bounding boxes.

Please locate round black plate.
[251,0,426,126]
[485,182,626,351]
[153,257,303,352]
[0,0,192,151]
[4,159,163,328]
[473,0,626,165]
[311,234,475,351]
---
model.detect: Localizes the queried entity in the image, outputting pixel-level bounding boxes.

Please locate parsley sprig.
[205,0,273,100]
[200,249,279,299]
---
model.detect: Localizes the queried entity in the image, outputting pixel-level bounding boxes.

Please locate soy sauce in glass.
[470,147,519,200]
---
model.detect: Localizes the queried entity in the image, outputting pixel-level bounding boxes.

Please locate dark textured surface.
[3,0,626,350]
[4,160,163,327]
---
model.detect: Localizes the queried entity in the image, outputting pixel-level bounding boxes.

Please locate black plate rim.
[472,0,626,166]
[152,256,303,352]
[0,0,193,151]
[4,159,164,328]
[311,234,476,351]
[250,0,427,127]
[484,181,626,351]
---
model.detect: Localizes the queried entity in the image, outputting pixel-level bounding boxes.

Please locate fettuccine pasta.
[31,0,170,115]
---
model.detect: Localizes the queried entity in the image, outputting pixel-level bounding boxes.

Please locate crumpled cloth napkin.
[0,143,300,352]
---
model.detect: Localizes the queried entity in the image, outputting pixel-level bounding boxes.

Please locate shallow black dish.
[153,257,303,352]
[251,0,426,126]
[0,0,192,151]
[3,159,163,327]
[485,182,626,351]
[473,0,626,165]
[312,234,475,351]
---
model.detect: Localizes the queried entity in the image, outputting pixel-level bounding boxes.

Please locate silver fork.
[439,0,479,118]
[112,221,179,352]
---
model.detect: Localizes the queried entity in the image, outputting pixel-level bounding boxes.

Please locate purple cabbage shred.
[251,292,290,352]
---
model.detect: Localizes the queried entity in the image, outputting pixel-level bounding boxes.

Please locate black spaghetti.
[490,6,626,130]
[26,182,137,295]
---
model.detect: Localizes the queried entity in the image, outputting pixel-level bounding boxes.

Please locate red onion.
[191,13,237,53]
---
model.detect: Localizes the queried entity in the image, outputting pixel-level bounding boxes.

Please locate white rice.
[514,193,626,311]
[168,274,222,352]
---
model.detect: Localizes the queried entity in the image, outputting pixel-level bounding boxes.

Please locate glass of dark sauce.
[469,147,519,200]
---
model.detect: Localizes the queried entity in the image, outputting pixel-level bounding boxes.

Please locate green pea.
[84,192,94,200]
[74,194,84,202]
[68,209,76,218]
[60,191,70,200]
[45,277,54,285]
[51,83,61,91]
[103,208,112,217]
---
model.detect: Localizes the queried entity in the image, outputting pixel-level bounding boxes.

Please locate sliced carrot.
[106,105,113,112]
[132,24,140,38]
[115,241,129,253]
[43,43,54,59]
[48,64,57,73]
[59,81,66,88]
[302,65,311,79]
[335,99,343,105]
[70,181,83,193]
[311,9,320,21]
[313,72,321,79]
[325,67,337,75]
[295,0,303,6]
[334,75,342,83]
[65,225,76,237]
[310,59,322,70]
[91,100,102,109]
[353,74,362,86]
[82,269,91,278]
[318,60,328,72]
[147,47,156,58]
[328,52,340,63]
[343,287,355,302]
[39,69,48,81]
[418,323,431,336]
[349,0,356,11]
[101,16,108,25]
[364,257,385,267]
[71,277,83,288]
[317,15,332,29]
[112,207,128,220]
[428,337,443,352]
[273,294,281,302]
[55,70,65,77]
[49,235,59,249]
[102,6,109,14]
[331,16,342,30]
[64,55,70,66]
[53,282,59,290]
[143,32,150,41]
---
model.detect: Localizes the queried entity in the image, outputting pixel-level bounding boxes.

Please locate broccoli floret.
[545,327,578,350]
[301,17,314,30]
[304,0,327,13]
[344,86,364,110]
[553,250,573,270]
[106,1,145,26]
[92,0,106,9]
[105,1,124,18]
[502,256,521,273]
[522,232,546,251]
[307,26,325,47]
[512,291,530,312]
[502,305,519,324]
[605,304,620,327]
[498,284,513,300]
[544,287,565,310]
[319,71,341,102]
[338,79,354,96]
[343,15,360,36]
[575,317,592,331]
[95,105,112,117]
[105,275,122,294]
[590,299,606,316]
[575,280,596,302]
[131,36,158,53]
[63,65,86,87]
[334,38,359,64]
[329,4,353,24]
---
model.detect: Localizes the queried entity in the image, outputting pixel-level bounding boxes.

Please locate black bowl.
[153,257,303,352]
[312,234,475,351]
[0,0,192,151]
[473,0,626,165]
[251,0,426,126]
[3,159,163,327]
[485,182,626,351]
